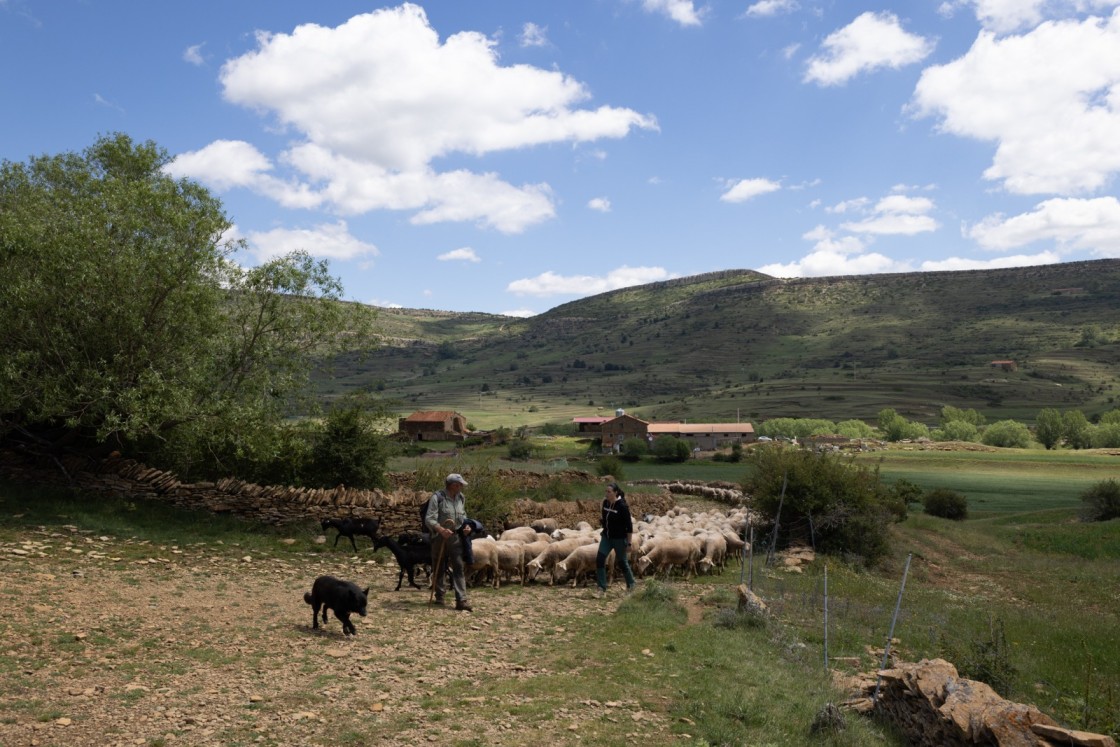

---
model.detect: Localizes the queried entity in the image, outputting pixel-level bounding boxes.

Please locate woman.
[595,482,636,597]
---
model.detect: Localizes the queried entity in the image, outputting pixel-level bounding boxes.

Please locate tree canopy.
[0,134,377,475]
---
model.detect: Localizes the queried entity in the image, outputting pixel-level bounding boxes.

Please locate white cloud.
[839,194,940,235]
[642,0,704,27]
[782,43,801,60]
[758,250,908,277]
[243,220,379,262]
[911,10,1120,196]
[745,0,799,18]
[588,197,612,212]
[438,247,481,262]
[825,197,871,214]
[967,197,1120,253]
[720,177,781,203]
[801,225,867,254]
[500,308,537,318]
[183,43,206,66]
[920,251,1063,270]
[965,0,1120,34]
[804,11,935,86]
[369,298,404,308]
[93,93,125,113]
[520,22,548,47]
[173,5,656,233]
[507,265,676,296]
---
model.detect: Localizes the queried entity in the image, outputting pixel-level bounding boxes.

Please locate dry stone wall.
[0,451,674,538]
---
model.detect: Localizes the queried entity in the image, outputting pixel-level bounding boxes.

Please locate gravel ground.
[0,528,682,747]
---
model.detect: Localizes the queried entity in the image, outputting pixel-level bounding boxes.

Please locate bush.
[923,489,968,520]
[941,616,1017,697]
[1080,479,1120,521]
[932,420,980,442]
[596,455,625,480]
[743,446,901,564]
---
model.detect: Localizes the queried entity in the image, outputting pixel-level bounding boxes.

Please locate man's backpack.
[419,497,431,533]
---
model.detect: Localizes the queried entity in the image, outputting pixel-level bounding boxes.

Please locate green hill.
[318,260,1120,429]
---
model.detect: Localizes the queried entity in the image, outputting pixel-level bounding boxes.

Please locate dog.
[303,575,368,635]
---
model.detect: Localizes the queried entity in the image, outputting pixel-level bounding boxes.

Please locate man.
[425,473,473,611]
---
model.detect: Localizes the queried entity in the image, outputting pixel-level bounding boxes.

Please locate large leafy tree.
[0,134,376,474]
[1035,408,1065,450]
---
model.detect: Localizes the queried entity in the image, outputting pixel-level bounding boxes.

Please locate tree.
[1063,410,1092,449]
[304,401,390,490]
[0,134,377,475]
[980,420,1032,448]
[1034,408,1064,450]
[877,408,930,441]
[932,420,980,442]
[940,406,986,428]
[651,435,691,462]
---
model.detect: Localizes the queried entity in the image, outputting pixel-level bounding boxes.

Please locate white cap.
[446,473,468,486]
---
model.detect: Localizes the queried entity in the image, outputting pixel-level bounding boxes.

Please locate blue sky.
[3,1,1119,316]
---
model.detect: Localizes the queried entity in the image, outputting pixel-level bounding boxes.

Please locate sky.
[3,1,1120,317]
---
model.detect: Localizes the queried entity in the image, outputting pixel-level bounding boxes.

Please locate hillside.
[317,260,1120,429]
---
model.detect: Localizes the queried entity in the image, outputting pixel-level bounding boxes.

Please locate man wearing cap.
[425,473,473,611]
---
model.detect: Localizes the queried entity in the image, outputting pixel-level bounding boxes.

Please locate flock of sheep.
[460,505,754,589]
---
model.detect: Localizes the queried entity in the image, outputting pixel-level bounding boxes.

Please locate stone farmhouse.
[398,410,469,441]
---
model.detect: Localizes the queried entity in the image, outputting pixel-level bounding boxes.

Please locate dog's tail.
[303,592,313,604]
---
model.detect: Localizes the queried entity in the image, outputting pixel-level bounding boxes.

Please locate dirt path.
[0,529,686,747]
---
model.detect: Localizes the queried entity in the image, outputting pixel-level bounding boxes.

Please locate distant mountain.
[319,260,1120,428]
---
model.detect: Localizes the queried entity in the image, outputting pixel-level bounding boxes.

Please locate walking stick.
[429,531,448,605]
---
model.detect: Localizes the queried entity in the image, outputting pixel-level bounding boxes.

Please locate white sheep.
[636,537,700,579]
[554,543,606,588]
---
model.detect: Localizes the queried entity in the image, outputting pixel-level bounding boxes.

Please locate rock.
[1031,724,1117,747]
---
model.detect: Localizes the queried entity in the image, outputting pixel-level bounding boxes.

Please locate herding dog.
[303,575,368,635]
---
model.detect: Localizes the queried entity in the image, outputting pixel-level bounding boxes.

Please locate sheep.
[465,537,501,588]
[494,540,527,586]
[529,517,558,534]
[636,538,700,579]
[554,543,608,588]
[498,526,538,543]
[526,536,595,584]
[321,517,381,552]
[697,533,728,575]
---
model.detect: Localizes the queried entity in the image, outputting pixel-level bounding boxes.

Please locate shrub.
[981,419,1032,448]
[596,455,625,480]
[619,437,648,462]
[1080,479,1120,522]
[507,438,533,460]
[1091,423,1120,448]
[652,435,692,463]
[743,446,900,564]
[923,489,968,520]
[932,420,980,442]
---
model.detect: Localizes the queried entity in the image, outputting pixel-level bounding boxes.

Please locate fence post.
[823,563,829,670]
[765,472,787,567]
[748,523,755,591]
[872,553,912,706]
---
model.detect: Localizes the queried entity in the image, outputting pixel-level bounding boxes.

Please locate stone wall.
[0,451,674,538]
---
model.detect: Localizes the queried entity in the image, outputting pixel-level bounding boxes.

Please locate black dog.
[321,517,381,552]
[303,575,368,635]
[374,535,432,591]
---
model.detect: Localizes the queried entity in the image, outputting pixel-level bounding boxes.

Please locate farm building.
[600,413,650,451]
[571,416,611,434]
[990,360,1017,372]
[398,410,469,441]
[647,422,756,450]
